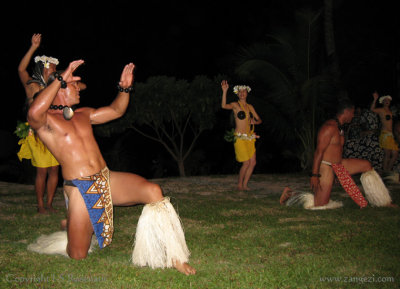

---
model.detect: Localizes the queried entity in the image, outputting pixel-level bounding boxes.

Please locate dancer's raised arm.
[90,63,135,125]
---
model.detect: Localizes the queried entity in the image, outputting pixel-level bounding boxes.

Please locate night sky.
[1,0,398,149]
[1,0,272,130]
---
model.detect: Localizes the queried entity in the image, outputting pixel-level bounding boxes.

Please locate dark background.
[0,0,398,181]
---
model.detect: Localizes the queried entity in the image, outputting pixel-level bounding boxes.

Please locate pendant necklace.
[49,105,74,120]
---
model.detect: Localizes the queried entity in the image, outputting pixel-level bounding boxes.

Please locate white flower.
[34,55,59,68]
[379,95,392,104]
[233,85,251,95]
[234,132,257,140]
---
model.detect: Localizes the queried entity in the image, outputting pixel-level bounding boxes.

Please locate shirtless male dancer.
[27,60,195,275]
[280,99,395,209]
[370,91,398,173]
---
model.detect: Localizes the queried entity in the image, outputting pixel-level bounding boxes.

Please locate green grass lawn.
[0,173,399,288]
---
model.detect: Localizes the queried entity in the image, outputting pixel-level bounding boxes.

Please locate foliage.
[234,8,343,170]
[96,75,222,177]
[14,121,30,139]
[223,128,236,143]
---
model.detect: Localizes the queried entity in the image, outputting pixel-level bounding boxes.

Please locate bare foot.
[280,187,293,205]
[37,207,47,214]
[173,260,196,275]
[60,219,67,230]
[387,203,399,208]
[243,186,251,191]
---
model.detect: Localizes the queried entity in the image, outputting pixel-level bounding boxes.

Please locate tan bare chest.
[47,112,95,141]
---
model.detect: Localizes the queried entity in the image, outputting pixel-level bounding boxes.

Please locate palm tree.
[234,8,342,170]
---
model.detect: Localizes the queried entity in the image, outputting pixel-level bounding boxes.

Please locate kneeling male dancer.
[27,60,195,275]
[280,99,395,209]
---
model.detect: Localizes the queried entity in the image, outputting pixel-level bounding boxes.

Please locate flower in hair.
[233,85,251,94]
[34,55,59,69]
[379,95,392,104]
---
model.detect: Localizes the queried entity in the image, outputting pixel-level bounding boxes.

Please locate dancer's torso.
[233,102,254,134]
[321,120,344,165]
[376,108,393,132]
[36,108,106,180]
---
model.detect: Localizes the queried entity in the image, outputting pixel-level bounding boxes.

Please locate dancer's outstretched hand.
[31,33,41,49]
[119,63,135,89]
[372,91,379,100]
[221,80,229,92]
[62,60,85,83]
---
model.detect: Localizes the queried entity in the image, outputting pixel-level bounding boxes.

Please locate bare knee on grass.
[67,244,89,260]
[66,219,93,260]
[314,187,331,206]
[64,186,93,260]
[314,164,334,206]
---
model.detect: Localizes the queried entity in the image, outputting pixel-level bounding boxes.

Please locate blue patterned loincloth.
[65,167,114,248]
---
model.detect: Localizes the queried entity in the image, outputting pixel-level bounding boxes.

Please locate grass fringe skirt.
[132,197,190,269]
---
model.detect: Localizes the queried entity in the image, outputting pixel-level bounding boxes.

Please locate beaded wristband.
[54,72,67,89]
[309,173,321,178]
[117,84,134,93]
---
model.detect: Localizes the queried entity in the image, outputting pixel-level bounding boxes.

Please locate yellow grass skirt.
[17,134,59,168]
[379,130,398,151]
[234,138,256,162]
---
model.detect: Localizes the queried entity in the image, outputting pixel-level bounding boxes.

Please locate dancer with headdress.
[221,80,262,191]
[371,91,399,173]
[26,60,195,275]
[280,99,396,209]
[16,34,60,214]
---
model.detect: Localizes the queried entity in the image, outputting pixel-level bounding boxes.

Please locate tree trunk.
[324,0,341,77]
[177,159,186,177]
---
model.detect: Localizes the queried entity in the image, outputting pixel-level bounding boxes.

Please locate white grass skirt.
[286,192,343,210]
[27,231,97,257]
[360,169,392,207]
[132,197,190,268]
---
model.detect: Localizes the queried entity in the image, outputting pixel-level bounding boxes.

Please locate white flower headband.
[379,95,392,104]
[34,55,59,69]
[233,85,251,94]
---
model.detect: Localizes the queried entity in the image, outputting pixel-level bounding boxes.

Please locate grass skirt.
[27,231,97,257]
[286,192,343,210]
[360,169,392,207]
[132,197,190,269]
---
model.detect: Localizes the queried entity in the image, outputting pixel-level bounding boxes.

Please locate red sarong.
[331,163,368,208]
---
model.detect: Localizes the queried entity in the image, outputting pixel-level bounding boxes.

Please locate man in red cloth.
[280,99,395,209]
